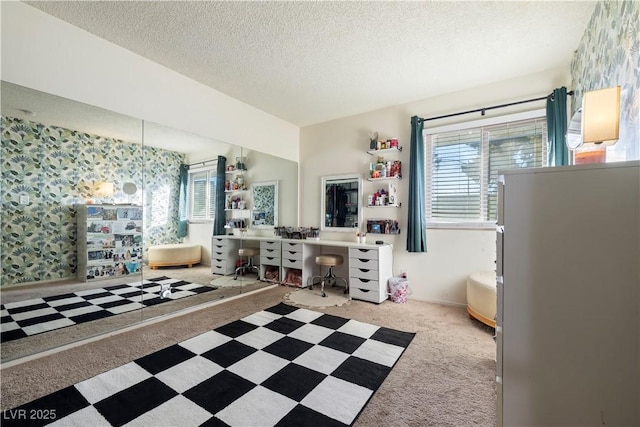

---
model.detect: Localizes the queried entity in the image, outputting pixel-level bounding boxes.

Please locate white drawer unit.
[348,245,393,303]
[259,240,282,282]
[211,237,239,275]
[281,241,305,287]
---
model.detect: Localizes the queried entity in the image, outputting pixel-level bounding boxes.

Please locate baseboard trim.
[407,296,467,308]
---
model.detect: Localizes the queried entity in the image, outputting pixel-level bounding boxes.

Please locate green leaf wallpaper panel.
[1,116,185,286]
[570,0,639,160]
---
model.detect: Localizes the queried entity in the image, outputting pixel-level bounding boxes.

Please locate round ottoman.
[148,243,201,269]
[466,271,497,327]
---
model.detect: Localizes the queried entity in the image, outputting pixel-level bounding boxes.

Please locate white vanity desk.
[211,235,393,303]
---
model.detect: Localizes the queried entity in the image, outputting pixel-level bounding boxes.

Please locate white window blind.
[426,113,547,224]
[188,164,217,221]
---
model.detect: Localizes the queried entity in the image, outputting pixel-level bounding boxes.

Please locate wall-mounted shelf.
[224,189,248,193]
[366,203,401,208]
[367,146,402,155]
[225,168,247,174]
[367,175,402,182]
[366,219,400,235]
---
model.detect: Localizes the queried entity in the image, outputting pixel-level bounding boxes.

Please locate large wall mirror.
[320,174,361,232]
[0,81,298,362]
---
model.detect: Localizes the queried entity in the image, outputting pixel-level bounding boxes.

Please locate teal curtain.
[547,87,569,166]
[213,155,226,236]
[177,164,189,238]
[406,116,427,252]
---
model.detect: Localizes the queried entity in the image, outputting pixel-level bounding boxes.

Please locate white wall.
[0,1,299,162]
[300,68,572,305]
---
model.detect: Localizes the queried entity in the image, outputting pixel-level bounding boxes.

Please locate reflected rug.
[0,277,216,343]
[3,303,415,426]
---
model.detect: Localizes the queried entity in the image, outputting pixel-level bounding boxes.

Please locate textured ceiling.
[23,1,596,127]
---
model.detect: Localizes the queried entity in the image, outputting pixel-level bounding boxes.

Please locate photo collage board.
[84,206,143,280]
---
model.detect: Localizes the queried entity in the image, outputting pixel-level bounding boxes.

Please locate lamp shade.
[581,86,620,145]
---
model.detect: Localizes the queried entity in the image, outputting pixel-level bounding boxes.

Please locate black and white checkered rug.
[1,277,216,343]
[3,303,415,426]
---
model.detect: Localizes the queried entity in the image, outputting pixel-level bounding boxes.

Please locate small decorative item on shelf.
[369,160,402,179]
[235,156,247,170]
[388,183,398,205]
[273,226,319,239]
[366,219,400,234]
[370,131,378,150]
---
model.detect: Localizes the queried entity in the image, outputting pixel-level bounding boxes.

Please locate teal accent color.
[177,163,189,238]
[406,116,427,252]
[547,87,569,166]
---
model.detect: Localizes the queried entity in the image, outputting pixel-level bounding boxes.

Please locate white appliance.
[496,160,639,426]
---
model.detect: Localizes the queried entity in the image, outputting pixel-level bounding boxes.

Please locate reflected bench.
[148,243,201,269]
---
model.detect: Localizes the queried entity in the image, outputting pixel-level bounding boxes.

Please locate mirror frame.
[320,173,362,232]
[250,180,278,228]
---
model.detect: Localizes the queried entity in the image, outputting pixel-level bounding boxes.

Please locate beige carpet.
[285,284,351,308]
[0,286,497,426]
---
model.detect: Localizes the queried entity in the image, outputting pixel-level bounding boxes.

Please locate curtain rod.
[418,90,574,123]
[186,158,218,167]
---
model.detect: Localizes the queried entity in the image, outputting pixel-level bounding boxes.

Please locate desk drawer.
[282,250,302,260]
[261,240,280,251]
[349,277,379,292]
[261,248,281,258]
[211,264,227,275]
[349,248,378,260]
[212,237,228,247]
[350,257,378,270]
[260,256,281,266]
[282,258,302,269]
[350,287,384,304]
[350,267,379,281]
[282,242,303,252]
[211,258,228,267]
[211,248,230,258]
[212,244,230,253]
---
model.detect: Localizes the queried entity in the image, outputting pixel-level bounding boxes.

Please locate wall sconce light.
[581,86,620,146]
[94,182,115,198]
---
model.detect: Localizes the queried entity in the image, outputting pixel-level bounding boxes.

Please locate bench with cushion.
[148,243,201,269]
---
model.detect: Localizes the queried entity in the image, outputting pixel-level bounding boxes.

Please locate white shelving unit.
[76,204,142,281]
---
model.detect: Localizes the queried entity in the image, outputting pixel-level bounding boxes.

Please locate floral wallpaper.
[1,116,185,286]
[570,0,639,161]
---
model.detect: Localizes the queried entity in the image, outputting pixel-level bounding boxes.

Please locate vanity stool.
[308,254,348,297]
[234,247,260,279]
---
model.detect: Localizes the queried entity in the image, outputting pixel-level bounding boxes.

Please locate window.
[425,110,547,226]
[188,164,217,221]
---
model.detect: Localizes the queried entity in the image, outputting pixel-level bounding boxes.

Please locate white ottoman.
[148,244,201,269]
[466,271,497,327]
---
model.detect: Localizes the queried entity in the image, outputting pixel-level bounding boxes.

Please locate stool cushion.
[239,248,259,257]
[148,243,201,268]
[315,254,343,266]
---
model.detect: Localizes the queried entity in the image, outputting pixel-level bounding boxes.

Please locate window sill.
[427,221,496,231]
[188,219,213,224]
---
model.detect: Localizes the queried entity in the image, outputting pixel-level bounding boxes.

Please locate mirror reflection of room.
[322,175,360,231]
[0,82,298,362]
